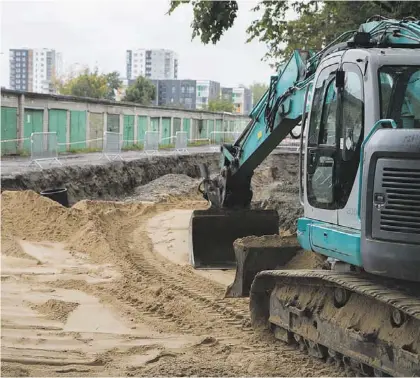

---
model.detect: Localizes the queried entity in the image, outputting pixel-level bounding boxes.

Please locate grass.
[187,140,211,147]
[158,143,175,150]
[67,147,102,154]
[122,143,144,151]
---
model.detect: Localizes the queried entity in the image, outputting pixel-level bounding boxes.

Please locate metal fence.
[276,137,301,153]
[144,131,159,155]
[29,132,62,168]
[175,131,189,153]
[101,132,123,161]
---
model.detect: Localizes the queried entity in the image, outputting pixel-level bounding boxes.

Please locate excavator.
[189,16,420,376]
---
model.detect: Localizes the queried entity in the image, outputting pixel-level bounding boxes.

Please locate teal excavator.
[189,16,420,376]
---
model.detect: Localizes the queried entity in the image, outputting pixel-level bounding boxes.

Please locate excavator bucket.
[189,208,280,269]
[225,235,302,298]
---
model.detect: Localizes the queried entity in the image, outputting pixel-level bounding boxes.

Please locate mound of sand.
[32,299,79,322]
[127,174,202,202]
[1,190,156,263]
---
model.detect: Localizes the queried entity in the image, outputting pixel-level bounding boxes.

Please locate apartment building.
[151,79,196,109]
[9,48,62,93]
[221,86,252,115]
[126,49,178,81]
[195,80,220,110]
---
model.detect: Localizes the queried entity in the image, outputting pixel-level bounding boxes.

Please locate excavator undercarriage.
[250,270,420,377]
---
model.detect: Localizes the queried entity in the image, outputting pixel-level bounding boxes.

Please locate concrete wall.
[1,89,249,154]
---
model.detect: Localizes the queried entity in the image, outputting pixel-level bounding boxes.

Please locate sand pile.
[284,249,327,270]
[1,190,155,263]
[32,299,79,322]
[126,174,202,202]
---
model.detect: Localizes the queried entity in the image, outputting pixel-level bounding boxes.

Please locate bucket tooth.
[189,208,280,270]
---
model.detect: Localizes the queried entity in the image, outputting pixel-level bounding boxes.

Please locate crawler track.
[250,269,420,377]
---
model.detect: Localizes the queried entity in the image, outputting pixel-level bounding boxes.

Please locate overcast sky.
[1,0,281,88]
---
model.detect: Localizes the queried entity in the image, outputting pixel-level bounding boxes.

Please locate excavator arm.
[200,50,314,209]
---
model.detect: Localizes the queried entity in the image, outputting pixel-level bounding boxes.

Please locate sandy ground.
[1,184,344,377]
[147,209,235,286]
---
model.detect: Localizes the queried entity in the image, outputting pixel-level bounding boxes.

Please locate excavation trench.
[1,152,343,377]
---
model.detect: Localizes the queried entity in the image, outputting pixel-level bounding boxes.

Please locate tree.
[168,1,420,66]
[105,71,123,100]
[206,96,234,112]
[123,76,156,105]
[250,82,268,106]
[56,68,108,98]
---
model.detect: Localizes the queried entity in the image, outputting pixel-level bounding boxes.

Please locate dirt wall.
[0,154,221,205]
[1,152,302,232]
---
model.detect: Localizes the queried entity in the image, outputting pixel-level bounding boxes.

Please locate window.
[320,80,338,145]
[342,71,363,149]
[306,64,338,209]
[379,65,420,129]
[307,63,364,210]
[308,66,336,146]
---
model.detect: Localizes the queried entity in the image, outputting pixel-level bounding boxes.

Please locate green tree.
[250,82,269,106]
[168,1,420,65]
[206,96,234,112]
[56,68,108,98]
[123,76,156,105]
[105,71,123,100]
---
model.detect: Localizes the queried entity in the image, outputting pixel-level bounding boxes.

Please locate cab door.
[304,63,339,224]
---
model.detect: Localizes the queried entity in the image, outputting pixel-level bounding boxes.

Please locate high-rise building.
[150,79,197,109]
[126,49,178,80]
[9,49,30,91]
[195,80,220,110]
[9,48,62,93]
[221,86,252,115]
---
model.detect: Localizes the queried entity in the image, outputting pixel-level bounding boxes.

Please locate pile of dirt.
[284,249,327,270]
[250,154,302,234]
[1,190,156,264]
[126,174,202,202]
[32,299,79,322]
[1,233,38,261]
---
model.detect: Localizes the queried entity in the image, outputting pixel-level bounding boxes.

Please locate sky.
[1,0,279,88]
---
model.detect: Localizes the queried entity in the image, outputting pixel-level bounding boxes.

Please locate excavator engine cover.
[189,208,279,269]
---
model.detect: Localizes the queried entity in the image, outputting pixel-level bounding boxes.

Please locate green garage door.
[107,114,119,133]
[70,110,86,149]
[48,109,67,152]
[123,115,134,147]
[161,117,171,143]
[207,120,214,141]
[1,107,18,155]
[183,118,191,140]
[173,118,181,135]
[198,119,207,139]
[215,119,223,143]
[89,112,103,149]
[137,116,147,143]
[150,117,159,133]
[24,109,44,152]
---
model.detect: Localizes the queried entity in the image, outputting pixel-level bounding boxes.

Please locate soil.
[1,152,344,377]
[0,153,220,205]
[32,299,79,322]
